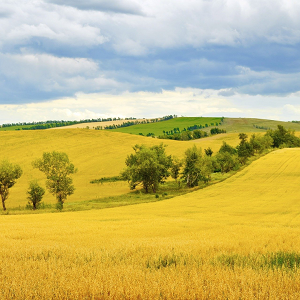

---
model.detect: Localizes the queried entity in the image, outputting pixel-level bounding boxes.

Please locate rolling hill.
[0,129,241,209]
[1,148,300,298]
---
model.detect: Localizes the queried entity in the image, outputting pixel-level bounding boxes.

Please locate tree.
[121,144,172,193]
[27,180,45,210]
[170,156,182,186]
[237,133,254,164]
[33,151,77,210]
[215,152,240,173]
[204,147,213,157]
[219,141,237,155]
[267,125,300,148]
[182,145,213,187]
[0,160,22,211]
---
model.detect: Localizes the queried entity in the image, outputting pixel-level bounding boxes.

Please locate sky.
[1,0,300,123]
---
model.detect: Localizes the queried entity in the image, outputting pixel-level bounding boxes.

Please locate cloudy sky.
[1,0,300,123]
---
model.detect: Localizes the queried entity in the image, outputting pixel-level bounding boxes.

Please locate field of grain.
[1,148,300,299]
[0,129,241,209]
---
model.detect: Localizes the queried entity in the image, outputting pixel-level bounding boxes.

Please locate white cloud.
[0,52,120,93]
[1,88,300,124]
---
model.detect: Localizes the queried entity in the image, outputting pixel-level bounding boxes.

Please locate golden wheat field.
[1,145,300,299]
[0,129,240,208]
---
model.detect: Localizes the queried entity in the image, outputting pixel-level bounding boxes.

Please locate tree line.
[121,125,300,192]
[158,127,226,141]
[103,115,177,130]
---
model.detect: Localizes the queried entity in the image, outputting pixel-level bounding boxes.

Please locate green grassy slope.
[223,118,300,133]
[109,117,222,136]
[108,117,300,137]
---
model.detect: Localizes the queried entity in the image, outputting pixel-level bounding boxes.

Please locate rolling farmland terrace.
[1,118,300,298]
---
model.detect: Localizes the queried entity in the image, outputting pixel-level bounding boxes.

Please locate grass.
[2,148,300,298]
[222,117,300,133]
[110,117,222,136]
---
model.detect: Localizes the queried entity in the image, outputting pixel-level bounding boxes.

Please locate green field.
[107,117,300,136]
[110,117,222,136]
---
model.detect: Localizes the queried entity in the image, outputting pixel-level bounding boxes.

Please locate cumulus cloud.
[0,52,122,102]
[1,0,300,116]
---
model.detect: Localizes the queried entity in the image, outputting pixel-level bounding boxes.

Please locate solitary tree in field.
[0,160,22,211]
[33,151,77,210]
[121,144,172,193]
[27,180,45,210]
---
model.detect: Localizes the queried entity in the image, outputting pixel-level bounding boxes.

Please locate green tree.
[237,133,254,164]
[249,134,273,154]
[27,180,45,210]
[0,160,22,211]
[33,151,77,210]
[170,156,182,186]
[267,125,300,148]
[219,141,237,155]
[204,147,213,157]
[182,145,213,187]
[121,144,172,193]
[215,152,240,173]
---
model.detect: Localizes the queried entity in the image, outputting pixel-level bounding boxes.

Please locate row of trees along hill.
[158,126,226,141]
[121,125,300,192]
[0,151,76,211]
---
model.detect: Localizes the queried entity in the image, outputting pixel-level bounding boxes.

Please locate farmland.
[1,147,300,298]
[1,120,300,299]
[0,128,241,210]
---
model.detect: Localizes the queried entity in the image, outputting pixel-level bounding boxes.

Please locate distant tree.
[0,160,22,211]
[204,147,213,157]
[121,144,172,193]
[27,181,45,210]
[33,151,77,210]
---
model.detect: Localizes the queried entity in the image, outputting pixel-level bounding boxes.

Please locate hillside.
[0,129,241,208]
[1,148,300,298]
[51,117,300,137]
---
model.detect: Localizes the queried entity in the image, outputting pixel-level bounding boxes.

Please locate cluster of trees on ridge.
[1,125,299,211]
[121,125,300,192]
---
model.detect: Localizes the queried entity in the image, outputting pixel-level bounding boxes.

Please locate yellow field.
[0,130,240,208]
[1,148,300,298]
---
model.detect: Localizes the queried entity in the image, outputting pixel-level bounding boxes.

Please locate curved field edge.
[1,148,300,298]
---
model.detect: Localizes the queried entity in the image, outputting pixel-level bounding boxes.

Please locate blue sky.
[1,0,300,123]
